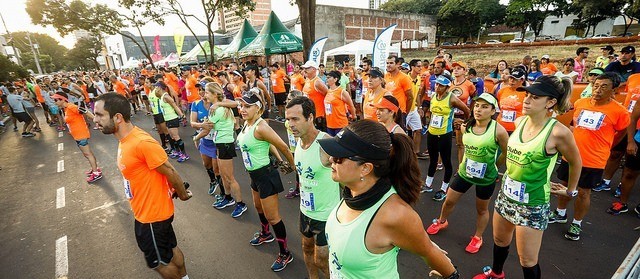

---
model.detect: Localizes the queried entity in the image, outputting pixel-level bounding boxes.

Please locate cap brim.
[317,138,356,158]
[516,85,553,97]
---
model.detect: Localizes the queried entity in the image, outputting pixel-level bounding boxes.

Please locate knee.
[518,254,538,268]
[476,206,489,216]
[493,235,511,247]
[301,241,315,255]
[315,253,329,269]
[577,188,590,199]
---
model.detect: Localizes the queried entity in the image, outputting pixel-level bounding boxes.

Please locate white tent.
[323,39,401,68]
[154,53,180,67]
[120,58,141,69]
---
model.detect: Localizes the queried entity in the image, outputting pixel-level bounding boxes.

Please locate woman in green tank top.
[474,76,582,279]
[427,93,509,255]
[317,120,459,279]
[154,81,187,161]
[236,89,297,272]
[145,78,170,151]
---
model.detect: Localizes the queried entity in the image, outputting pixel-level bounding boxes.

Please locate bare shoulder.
[377,194,418,227]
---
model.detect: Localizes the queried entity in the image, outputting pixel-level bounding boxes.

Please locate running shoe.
[548,210,567,224]
[420,185,433,193]
[177,152,190,162]
[271,252,293,272]
[433,190,447,201]
[213,198,236,209]
[416,151,429,160]
[614,184,621,198]
[92,126,99,130]
[564,223,582,241]
[85,168,102,175]
[285,187,300,199]
[472,266,505,279]
[426,219,448,235]
[208,181,219,195]
[231,203,247,218]
[169,150,180,159]
[86,171,103,183]
[214,194,224,204]
[593,180,611,192]
[13,126,18,132]
[21,132,35,137]
[250,231,275,246]
[607,202,629,215]
[32,127,42,132]
[436,163,444,171]
[465,236,483,254]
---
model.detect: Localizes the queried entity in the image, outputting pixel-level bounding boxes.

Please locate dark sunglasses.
[54,98,63,102]
[588,73,599,77]
[332,156,366,164]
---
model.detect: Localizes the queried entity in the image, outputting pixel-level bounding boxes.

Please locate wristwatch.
[566,189,578,197]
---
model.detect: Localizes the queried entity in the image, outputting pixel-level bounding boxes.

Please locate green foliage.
[380,0,443,15]
[0,54,29,81]
[8,32,67,72]
[438,0,505,40]
[66,37,102,70]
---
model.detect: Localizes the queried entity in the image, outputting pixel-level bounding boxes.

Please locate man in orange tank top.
[301,60,329,131]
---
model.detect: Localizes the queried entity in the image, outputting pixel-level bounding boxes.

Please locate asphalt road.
[1,108,639,279]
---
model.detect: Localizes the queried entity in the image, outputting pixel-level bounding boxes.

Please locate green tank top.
[294,132,340,221]
[428,92,454,135]
[459,120,500,185]
[502,117,558,206]
[237,118,271,171]
[159,93,178,120]
[148,90,160,115]
[326,187,400,279]
[209,106,234,144]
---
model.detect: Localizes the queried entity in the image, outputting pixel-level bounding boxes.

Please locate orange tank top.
[363,88,385,122]
[324,87,348,129]
[304,76,325,117]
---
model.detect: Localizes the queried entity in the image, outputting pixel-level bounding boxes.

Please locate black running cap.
[516,79,563,99]
[317,128,390,161]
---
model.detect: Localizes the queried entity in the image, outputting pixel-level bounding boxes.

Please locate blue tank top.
[190,100,209,122]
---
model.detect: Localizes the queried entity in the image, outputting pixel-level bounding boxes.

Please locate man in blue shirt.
[605,45,640,82]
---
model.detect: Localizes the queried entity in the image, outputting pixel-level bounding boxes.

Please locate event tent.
[237,11,303,57]
[153,53,180,67]
[179,41,223,64]
[323,39,402,68]
[120,57,141,69]
[219,19,258,60]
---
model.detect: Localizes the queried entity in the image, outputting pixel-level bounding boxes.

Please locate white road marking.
[57,143,64,151]
[55,236,68,279]
[83,200,126,213]
[56,187,65,209]
[57,160,64,173]
[58,131,63,138]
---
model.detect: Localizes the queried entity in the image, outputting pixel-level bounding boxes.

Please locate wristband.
[443,268,459,279]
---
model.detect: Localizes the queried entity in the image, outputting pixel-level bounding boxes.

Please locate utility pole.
[26,32,43,74]
[0,11,21,65]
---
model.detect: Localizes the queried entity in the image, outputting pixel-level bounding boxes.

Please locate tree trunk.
[296,0,315,60]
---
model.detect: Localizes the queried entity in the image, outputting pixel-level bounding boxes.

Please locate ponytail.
[388,133,421,204]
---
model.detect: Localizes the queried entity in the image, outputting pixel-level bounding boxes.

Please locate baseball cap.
[589,68,605,75]
[509,68,527,79]
[621,45,636,53]
[400,63,410,70]
[239,87,262,107]
[473,93,498,108]
[317,128,390,161]
[452,61,467,69]
[600,45,614,52]
[541,55,550,59]
[435,75,451,86]
[516,79,563,100]
[231,70,243,77]
[369,69,384,78]
[372,97,399,113]
[242,64,258,72]
[300,60,318,69]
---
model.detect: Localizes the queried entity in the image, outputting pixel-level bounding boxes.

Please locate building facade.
[218,0,271,33]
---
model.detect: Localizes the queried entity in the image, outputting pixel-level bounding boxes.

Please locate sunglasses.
[53,98,63,102]
[588,73,600,77]
[332,156,366,164]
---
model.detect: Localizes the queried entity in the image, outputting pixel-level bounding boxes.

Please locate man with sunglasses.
[605,45,640,83]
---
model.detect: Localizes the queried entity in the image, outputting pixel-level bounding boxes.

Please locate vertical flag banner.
[174,32,185,58]
[154,35,161,54]
[308,37,328,64]
[372,24,397,73]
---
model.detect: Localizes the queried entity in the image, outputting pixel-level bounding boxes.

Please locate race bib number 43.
[576,110,605,130]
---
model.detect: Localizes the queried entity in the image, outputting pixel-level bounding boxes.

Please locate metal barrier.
[613,236,640,279]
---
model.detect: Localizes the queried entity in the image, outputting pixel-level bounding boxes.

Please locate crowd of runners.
[1,43,640,279]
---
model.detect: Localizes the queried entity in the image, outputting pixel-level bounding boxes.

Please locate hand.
[202,121,214,130]
[550,182,570,197]
[628,140,638,156]
[417,108,424,117]
[460,122,467,131]
[452,119,463,129]
[278,161,294,174]
[179,190,193,201]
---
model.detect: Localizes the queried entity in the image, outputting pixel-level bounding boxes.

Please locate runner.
[426,93,509,255]
[528,60,543,82]
[548,73,629,241]
[595,45,614,69]
[243,64,271,120]
[92,93,192,279]
[574,47,589,82]
[407,59,427,158]
[146,78,171,152]
[472,75,581,279]
[374,95,406,135]
[485,60,508,84]
[605,45,640,82]
[270,63,289,122]
[5,86,35,137]
[497,68,528,134]
[555,58,579,83]
[237,89,296,272]
[540,55,558,76]
[301,60,329,131]
[324,70,356,136]
[155,81,188,162]
[53,92,103,183]
[284,96,339,279]
[317,120,459,279]
[422,75,471,202]
[450,61,477,164]
[189,81,222,197]
[284,90,304,199]
[385,55,413,124]
[580,68,605,99]
[290,64,306,91]
[195,83,247,217]
[362,68,391,122]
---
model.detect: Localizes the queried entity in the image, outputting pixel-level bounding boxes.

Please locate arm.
[341,89,357,120]
[257,81,271,108]
[495,123,509,168]
[255,123,295,169]
[155,161,191,201]
[164,95,184,118]
[450,95,470,118]
[315,79,328,96]
[405,88,414,113]
[627,100,640,156]
[551,125,582,195]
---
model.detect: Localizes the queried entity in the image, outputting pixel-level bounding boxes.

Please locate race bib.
[430,115,444,128]
[272,79,277,87]
[501,110,516,122]
[242,150,253,169]
[325,103,333,115]
[123,178,133,199]
[465,158,487,179]
[300,191,316,211]
[576,110,605,130]
[288,133,297,148]
[629,100,637,112]
[503,175,528,203]
[355,89,363,103]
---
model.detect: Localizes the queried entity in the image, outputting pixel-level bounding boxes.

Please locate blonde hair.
[205,82,233,119]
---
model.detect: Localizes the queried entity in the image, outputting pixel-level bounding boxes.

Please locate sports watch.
[566,189,578,197]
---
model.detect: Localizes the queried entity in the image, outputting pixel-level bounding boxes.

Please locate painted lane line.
[57,160,64,173]
[58,131,63,138]
[55,235,68,279]
[57,143,64,151]
[56,187,65,209]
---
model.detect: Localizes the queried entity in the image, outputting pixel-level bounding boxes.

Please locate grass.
[402,42,633,77]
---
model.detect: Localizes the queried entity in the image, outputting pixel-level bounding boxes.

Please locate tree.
[573,0,625,37]
[505,0,567,39]
[26,0,164,69]
[380,0,443,15]
[150,0,255,64]
[0,54,29,81]
[438,0,505,42]
[619,0,640,35]
[8,32,68,72]
[295,0,316,60]
[66,37,102,70]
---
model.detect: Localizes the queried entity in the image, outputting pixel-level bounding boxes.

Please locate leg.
[78,144,98,171]
[315,245,330,278]
[302,236,319,279]
[491,211,516,274]
[573,188,591,221]
[217,159,242,202]
[439,132,454,184]
[155,246,187,279]
[620,168,640,204]
[514,226,544,278]
[413,131,422,154]
[455,129,464,166]
[439,188,464,221]
[602,150,624,180]
[474,197,491,238]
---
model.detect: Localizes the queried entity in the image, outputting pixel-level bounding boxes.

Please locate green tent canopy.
[237,11,303,57]
[220,19,258,59]
[179,41,223,64]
